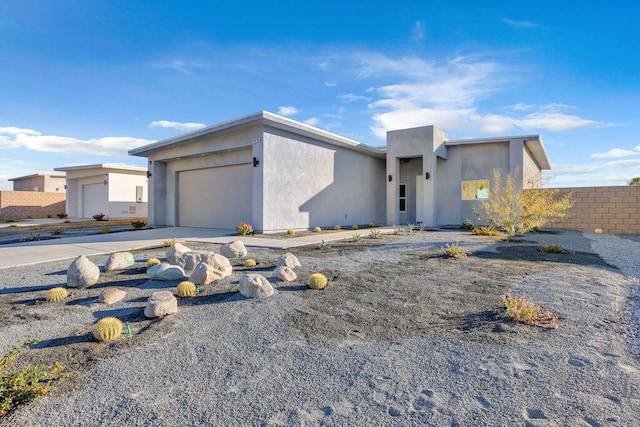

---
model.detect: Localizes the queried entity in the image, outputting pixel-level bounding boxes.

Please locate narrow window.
[399,183,407,212]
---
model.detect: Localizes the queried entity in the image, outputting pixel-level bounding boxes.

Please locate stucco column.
[386,157,399,225]
[149,160,166,226]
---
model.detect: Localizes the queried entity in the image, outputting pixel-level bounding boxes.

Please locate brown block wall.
[0,191,66,219]
[531,186,640,234]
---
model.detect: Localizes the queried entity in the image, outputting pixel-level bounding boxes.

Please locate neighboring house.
[53,164,148,219]
[129,111,550,231]
[9,173,66,192]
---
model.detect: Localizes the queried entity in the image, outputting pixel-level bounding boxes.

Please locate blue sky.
[0,1,638,189]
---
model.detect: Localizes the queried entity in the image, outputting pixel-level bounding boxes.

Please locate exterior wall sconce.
[425,172,430,180]
[146,171,152,178]
[388,175,393,182]
[63,185,67,189]
[103,180,108,185]
[253,157,260,167]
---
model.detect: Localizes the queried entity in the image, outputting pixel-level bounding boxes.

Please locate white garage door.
[178,164,252,228]
[82,183,107,219]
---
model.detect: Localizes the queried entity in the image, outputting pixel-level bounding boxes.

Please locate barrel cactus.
[46,287,68,302]
[146,258,161,268]
[334,225,342,231]
[313,226,322,233]
[93,317,124,342]
[286,229,295,235]
[244,258,257,267]
[177,281,197,297]
[308,273,328,290]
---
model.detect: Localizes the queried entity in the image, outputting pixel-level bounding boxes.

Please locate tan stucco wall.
[0,191,66,219]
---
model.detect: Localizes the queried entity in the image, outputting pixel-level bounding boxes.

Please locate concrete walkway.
[0,226,395,269]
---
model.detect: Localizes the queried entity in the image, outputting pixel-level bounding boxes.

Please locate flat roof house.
[9,173,66,193]
[129,111,550,231]
[53,164,148,220]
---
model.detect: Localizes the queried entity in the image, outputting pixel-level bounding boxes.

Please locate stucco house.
[129,111,550,231]
[53,164,148,219]
[9,173,66,193]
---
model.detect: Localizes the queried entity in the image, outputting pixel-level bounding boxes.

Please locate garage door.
[82,183,107,218]
[177,164,252,228]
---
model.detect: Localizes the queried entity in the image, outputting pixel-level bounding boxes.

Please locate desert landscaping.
[1,227,640,426]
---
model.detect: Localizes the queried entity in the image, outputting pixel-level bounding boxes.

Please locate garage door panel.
[178,164,251,228]
[82,183,107,219]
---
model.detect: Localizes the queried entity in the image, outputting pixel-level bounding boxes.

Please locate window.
[399,183,407,212]
[461,180,489,200]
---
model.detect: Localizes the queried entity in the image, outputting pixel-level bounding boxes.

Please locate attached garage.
[82,183,108,218]
[177,164,252,228]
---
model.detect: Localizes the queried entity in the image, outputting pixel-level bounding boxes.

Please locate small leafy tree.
[475,168,573,241]
[629,177,640,186]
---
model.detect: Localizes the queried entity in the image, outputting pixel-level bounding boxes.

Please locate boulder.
[239,274,274,299]
[220,240,248,258]
[276,252,301,269]
[67,255,100,288]
[189,254,232,285]
[98,288,126,305]
[104,252,135,271]
[273,265,297,282]
[147,263,186,281]
[144,290,178,318]
[177,250,214,271]
[165,242,191,265]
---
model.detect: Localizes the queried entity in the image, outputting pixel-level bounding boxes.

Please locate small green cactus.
[286,229,296,235]
[244,258,257,267]
[93,317,124,342]
[313,226,322,233]
[333,225,341,231]
[146,258,161,268]
[46,287,68,302]
[308,273,328,290]
[177,281,197,297]
[351,224,359,230]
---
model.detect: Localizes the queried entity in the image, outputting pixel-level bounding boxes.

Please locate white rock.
[177,250,214,271]
[98,288,126,305]
[104,252,135,271]
[165,242,191,265]
[273,265,297,282]
[220,240,248,258]
[67,255,100,288]
[147,263,186,281]
[239,274,274,299]
[189,253,232,285]
[276,252,301,269]
[144,290,178,318]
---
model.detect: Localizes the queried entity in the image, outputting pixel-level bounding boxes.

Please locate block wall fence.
[0,191,66,219]
[531,185,640,234]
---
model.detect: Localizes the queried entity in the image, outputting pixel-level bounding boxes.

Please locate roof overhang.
[8,172,66,181]
[54,163,147,173]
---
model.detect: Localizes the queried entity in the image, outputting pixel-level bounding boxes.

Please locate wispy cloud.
[502,18,541,28]
[304,117,319,126]
[339,93,371,103]
[277,106,300,116]
[591,148,639,158]
[604,158,640,168]
[0,126,153,156]
[324,81,338,87]
[152,60,209,74]
[411,21,425,42]
[149,120,207,131]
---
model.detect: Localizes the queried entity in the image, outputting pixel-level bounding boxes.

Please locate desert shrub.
[443,241,468,258]
[351,224,359,230]
[539,244,572,254]
[316,239,330,249]
[417,223,426,232]
[244,258,257,267]
[501,294,558,328]
[393,225,401,235]
[476,168,573,241]
[352,233,361,242]
[92,213,106,221]
[176,281,197,297]
[100,227,110,234]
[63,220,71,224]
[333,225,341,231]
[369,228,381,239]
[163,239,176,247]
[24,233,40,242]
[131,219,147,229]
[46,287,68,302]
[9,224,18,228]
[4,219,15,223]
[308,273,328,290]
[92,317,124,342]
[0,339,65,417]
[146,258,161,268]
[56,213,68,219]
[313,226,322,233]
[286,229,295,235]
[368,222,376,228]
[460,221,474,230]
[471,226,504,237]
[236,222,253,236]
[50,228,64,236]
[46,214,52,219]
[406,223,415,233]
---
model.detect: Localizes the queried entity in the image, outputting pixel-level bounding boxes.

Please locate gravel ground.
[1,229,639,426]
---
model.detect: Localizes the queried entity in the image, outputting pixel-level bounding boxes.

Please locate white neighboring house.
[8,173,66,192]
[53,164,148,219]
[129,111,550,232]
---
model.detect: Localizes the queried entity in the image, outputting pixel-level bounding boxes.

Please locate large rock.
[165,242,191,265]
[98,288,126,305]
[273,265,297,282]
[147,263,186,281]
[67,255,100,288]
[104,252,135,271]
[239,274,274,299]
[144,290,178,318]
[176,250,214,271]
[189,254,232,285]
[220,240,248,258]
[276,252,301,269]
